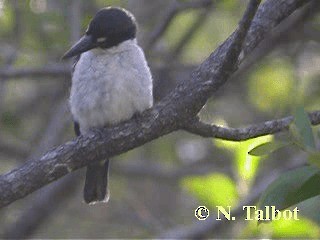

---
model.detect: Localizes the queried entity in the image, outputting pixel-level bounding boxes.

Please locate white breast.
[69,39,153,133]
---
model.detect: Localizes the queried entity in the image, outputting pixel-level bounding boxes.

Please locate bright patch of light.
[30,0,47,14]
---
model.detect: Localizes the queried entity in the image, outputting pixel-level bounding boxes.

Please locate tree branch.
[0,65,69,80]
[183,111,320,141]
[242,0,310,56]
[0,0,310,209]
[145,0,213,52]
[233,0,320,83]
[168,7,213,61]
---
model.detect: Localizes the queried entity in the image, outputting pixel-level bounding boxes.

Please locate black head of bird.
[62,7,137,59]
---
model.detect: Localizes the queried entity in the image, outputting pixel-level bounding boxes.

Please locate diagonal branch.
[0,65,70,79]
[184,111,320,141]
[0,0,310,209]
[242,0,311,56]
[168,7,213,60]
[145,0,213,51]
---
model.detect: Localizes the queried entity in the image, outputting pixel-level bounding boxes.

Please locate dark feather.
[72,56,81,138]
[74,121,81,136]
[72,55,81,75]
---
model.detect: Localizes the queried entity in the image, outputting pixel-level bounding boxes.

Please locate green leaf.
[216,135,273,181]
[271,217,320,238]
[248,140,291,156]
[308,152,320,169]
[259,166,320,213]
[290,105,316,151]
[181,173,238,208]
[241,216,320,238]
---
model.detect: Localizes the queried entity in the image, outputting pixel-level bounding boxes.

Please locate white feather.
[69,39,153,133]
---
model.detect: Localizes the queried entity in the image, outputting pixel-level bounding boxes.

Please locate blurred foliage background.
[0,0,319,238]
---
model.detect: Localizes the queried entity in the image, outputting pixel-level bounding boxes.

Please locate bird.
[62,7,153,204]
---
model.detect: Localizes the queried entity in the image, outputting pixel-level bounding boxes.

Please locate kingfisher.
[62,7,153,204]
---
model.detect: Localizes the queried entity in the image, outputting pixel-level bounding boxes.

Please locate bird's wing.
[72,55,82,136]
[74,121,81,136]
[72,55,81,75]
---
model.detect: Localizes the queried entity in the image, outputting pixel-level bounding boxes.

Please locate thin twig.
[0,65,69,80]
[145,0,213,52]
[184,110,320,141]
[169,7,213,60]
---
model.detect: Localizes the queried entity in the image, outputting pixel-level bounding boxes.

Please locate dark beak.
[62,35,96,60]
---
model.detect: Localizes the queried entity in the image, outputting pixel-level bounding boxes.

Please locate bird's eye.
[97,37,107,43]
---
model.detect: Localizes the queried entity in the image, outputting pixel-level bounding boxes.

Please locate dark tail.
[83,160,110,204]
